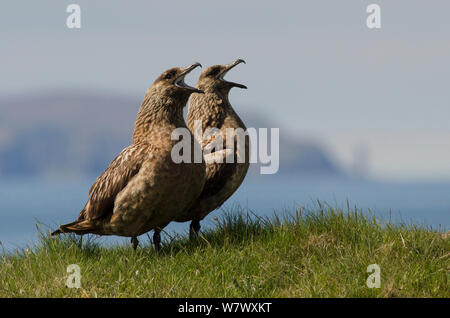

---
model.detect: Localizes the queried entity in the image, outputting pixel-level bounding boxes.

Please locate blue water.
[1,174,449,252]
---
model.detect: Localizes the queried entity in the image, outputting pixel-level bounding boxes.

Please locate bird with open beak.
[52,63,206,252]
[179,59,250,238]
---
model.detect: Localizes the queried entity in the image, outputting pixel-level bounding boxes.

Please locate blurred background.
[1,1,449,251]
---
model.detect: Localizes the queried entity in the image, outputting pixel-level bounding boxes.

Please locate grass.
[0,205,448,297]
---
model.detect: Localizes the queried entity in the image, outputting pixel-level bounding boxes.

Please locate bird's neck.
[132,94,187,144]
[187,92,235,131]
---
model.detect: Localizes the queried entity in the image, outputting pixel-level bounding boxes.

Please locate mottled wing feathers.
[78,143,149,221]
[200,159,236,200]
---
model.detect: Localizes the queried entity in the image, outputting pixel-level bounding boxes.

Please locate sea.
[1,174,449,252]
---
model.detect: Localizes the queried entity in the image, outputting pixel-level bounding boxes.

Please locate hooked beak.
[175,62,204,94]
[219,59,247,89]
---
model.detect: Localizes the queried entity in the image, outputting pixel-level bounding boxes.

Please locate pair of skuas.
[52,59,249,252]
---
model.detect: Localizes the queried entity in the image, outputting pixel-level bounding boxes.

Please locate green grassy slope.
[0,207,448,297]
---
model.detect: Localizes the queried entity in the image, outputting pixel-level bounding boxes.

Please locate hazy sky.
[1,1,449,181]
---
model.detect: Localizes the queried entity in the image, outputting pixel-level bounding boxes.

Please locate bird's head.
[196,59,247,95]
[151,62,204,99]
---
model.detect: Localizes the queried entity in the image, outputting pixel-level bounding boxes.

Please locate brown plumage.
[182,59,249,238]
[52,63,206,251]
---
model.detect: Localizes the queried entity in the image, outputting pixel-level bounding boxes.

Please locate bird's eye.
[165,71,176,79]
[208,68,220,77]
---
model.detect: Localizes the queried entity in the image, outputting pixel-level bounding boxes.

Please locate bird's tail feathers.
[51,220,100,236]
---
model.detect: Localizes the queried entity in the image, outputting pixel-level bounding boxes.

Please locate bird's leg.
[131,236,139,252]
[189,220,201,240]
[153,229,161,252]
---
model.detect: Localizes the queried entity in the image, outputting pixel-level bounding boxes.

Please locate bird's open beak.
[219,59,247,89]
[175,62,204,94]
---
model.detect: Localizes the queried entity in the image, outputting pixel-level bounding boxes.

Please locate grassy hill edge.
[0,206,448,297]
